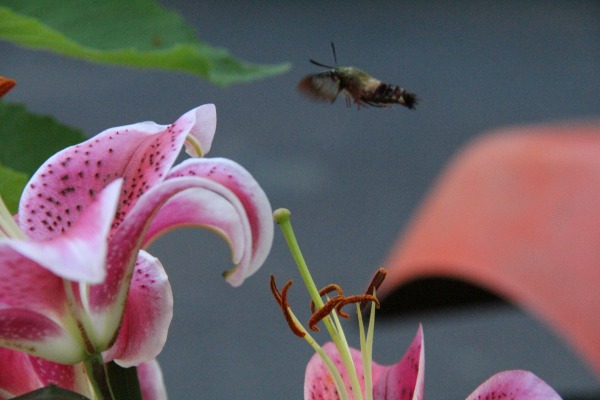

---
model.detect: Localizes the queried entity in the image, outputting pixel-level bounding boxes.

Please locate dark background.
[2,1,600,398]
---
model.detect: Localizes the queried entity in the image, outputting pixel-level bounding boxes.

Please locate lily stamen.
[308,294,345,332]
[309,283,344,314]
[361,268,387,310]
[270,275,306,338]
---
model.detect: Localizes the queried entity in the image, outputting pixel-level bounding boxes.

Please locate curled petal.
[181,104,216,157]
[85,176,259,345]
[103,251,173,367]
[137,360,168,400]
[465,370,561,400]
[165,158,273,286]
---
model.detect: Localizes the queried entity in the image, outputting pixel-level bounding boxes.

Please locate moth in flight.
[298,43,417,109]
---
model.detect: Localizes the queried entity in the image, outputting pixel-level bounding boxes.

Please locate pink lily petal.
[0,253,86,363]
[0,348,90,398]
[84,176,257,346]
[8,179,121,283]
[19,105,216,241]
[465,370,561,400]
[304,327,424,400]
[181,104,216,157]
[305,343,367,399]
[103,251,173,367]
[137,359,168,400]
[0,348,42,398]
[380,121,600,376]
[160,157,274,285]
[28,356,90,396]
[373,324,424,400]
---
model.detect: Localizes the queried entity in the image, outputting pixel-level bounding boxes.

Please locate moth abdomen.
[367,83,418,109]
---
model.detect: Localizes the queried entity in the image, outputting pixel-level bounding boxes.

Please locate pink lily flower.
[380,121,600,377]
[272,210,561,400]
[0,104,272,395]
[305,327,425,400]
[305,328,560,400]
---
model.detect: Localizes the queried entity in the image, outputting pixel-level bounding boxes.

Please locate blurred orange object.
[381,120,600,376]
[0,76,16,97]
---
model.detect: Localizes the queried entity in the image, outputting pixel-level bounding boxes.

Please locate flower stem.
[83,353,114,400]
[274,208,364,400]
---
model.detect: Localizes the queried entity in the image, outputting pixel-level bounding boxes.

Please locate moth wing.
[298,72,341,103]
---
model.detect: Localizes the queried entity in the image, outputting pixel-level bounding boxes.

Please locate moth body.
[299,59,417,109]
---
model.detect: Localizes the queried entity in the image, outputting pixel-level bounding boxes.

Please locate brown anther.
[270,274,283,307]
[310,283,344,314]
[308,295,344,332]
[337,294,380,316]
[0,76,16,97]
[270,275,306,338]
[361,268,387,310]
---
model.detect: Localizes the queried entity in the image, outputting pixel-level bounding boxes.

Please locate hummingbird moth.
[298,43,417,109]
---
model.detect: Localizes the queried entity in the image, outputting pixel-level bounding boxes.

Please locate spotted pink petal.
[137,359,168,400]
[0,252,86,363]
[19,105,216,241]
[160,157,274,285]
[0,348,90,398]
[8,179,121,283]
[373,324,424,400]
[381,121,600,376]
[103,251,173,367]
[84,175,266,346]
[465,370,561,400]
[0,348,43,398]
[304,327,424,400]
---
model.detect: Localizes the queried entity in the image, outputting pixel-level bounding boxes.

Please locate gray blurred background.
[2,1,600,398]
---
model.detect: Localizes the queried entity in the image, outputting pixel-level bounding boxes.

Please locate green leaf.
[0,102,86,176]
[12,385,90,400]
[0,165,27,214]
[0,0,290,86]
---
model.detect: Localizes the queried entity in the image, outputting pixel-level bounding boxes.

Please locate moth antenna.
[330,41,338,65]
[309,59,336,69]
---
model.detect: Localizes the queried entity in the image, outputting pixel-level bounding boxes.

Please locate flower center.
[272,207,387,400]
